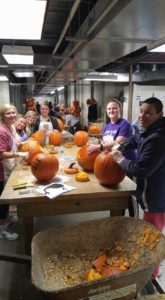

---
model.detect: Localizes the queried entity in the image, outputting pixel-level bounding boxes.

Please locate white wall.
[123,84,165,123]
[0,81,10,105]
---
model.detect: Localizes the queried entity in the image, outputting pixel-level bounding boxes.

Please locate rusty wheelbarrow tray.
[31,217,165,300]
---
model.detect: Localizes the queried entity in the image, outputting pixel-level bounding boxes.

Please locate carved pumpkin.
[89,124,101,135]
[31,130,46,146]
[49,130,63,146]
[74,131,89,147]
[94,151,125,185]
[31,153,59,182]
[21,140,44,164]
[57,118,64,131]
[64,163,79,174]
[77,145,100,171]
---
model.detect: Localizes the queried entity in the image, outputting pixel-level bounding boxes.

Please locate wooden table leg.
[22,217,33,255]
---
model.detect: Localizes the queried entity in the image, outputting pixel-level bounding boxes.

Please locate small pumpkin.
[31,130,46,146]
[57,118,64,131]
[89,124,101,135]
[49,130,63,146]
[75,171,89,182]
[74,131,89,147]
[94,151,125,185]
[77,145,100,171]
[64,162,79,174]
[64,141,75,148]
[21,140,44,164]
[31,153,59,182]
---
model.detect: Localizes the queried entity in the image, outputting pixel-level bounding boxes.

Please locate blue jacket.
[120,117,165,213]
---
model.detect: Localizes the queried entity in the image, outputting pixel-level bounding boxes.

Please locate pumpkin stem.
[69,162,76,169]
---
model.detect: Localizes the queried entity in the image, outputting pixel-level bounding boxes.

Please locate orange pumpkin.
[49,130,63,146]
[31,153,59,182]
[89,124,101,135]
[94,151,125,185]
[77,145,100,171]
[21,140,44,164]
[74,131,89,147]
[31,130,46,146]
[57,118,64,131]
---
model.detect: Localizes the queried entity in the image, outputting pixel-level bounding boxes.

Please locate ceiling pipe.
[44,0,133,88]
[34,0,81,93]
[52,0,81,56]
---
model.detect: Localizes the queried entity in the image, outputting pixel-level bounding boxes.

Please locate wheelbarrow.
[31,217,165,300]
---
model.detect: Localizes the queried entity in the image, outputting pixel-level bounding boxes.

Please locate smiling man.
[111,97,165,280]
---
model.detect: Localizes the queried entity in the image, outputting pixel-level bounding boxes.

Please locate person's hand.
[111,150,124,164]
[87,144,100,154]
[17,152,29,159]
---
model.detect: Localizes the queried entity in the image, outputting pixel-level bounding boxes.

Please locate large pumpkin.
[74,131,89,147]
[31,153,59,182]
[89,124,101,135]
[49,130,62,146]
[77,145,100,171]
[57,118,64,131]
[31,130,46,146]
[94,151,125,185]
[21,140,44,164]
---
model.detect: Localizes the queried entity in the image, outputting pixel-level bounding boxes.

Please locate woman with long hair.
[88,99,135,160]
[33,102,60,132]
[87,99,136,217]
[15,114,28,142]
[0,104,25,240]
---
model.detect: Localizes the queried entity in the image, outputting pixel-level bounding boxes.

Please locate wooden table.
[0,146,136,254]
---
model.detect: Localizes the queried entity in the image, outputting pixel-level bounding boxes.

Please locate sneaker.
[144,279,155,295]
[6,214,19,224]
[0,228,19,240]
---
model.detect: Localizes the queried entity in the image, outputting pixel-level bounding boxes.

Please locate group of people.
[0,100,83,240]
[1,97,165,283]
[0,102,62,240]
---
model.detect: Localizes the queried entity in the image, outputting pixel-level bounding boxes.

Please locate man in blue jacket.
[112,97,165,280]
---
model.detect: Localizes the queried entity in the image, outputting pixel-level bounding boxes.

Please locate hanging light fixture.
[134,64,140,73]
[152,64,157,72]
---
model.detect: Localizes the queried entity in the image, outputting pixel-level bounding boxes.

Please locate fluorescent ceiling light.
[84,73,129,82]
[2,46,34,65]
[13,71,34,78]
[3,54,33,65]
[0,75,8,81]
[50,90,55,94]
[0,0,47,40]
[149,44,165,52]
[57,86,64,91]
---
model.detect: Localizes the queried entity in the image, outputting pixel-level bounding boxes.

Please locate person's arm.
[112,134,165,179]
[87,135,126,154]
[102,136,126,150]
[0,151,25,160]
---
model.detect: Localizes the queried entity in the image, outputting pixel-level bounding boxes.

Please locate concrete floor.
[0,209,165,300]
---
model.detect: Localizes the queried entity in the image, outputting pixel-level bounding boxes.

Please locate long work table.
[0,146,136,254]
